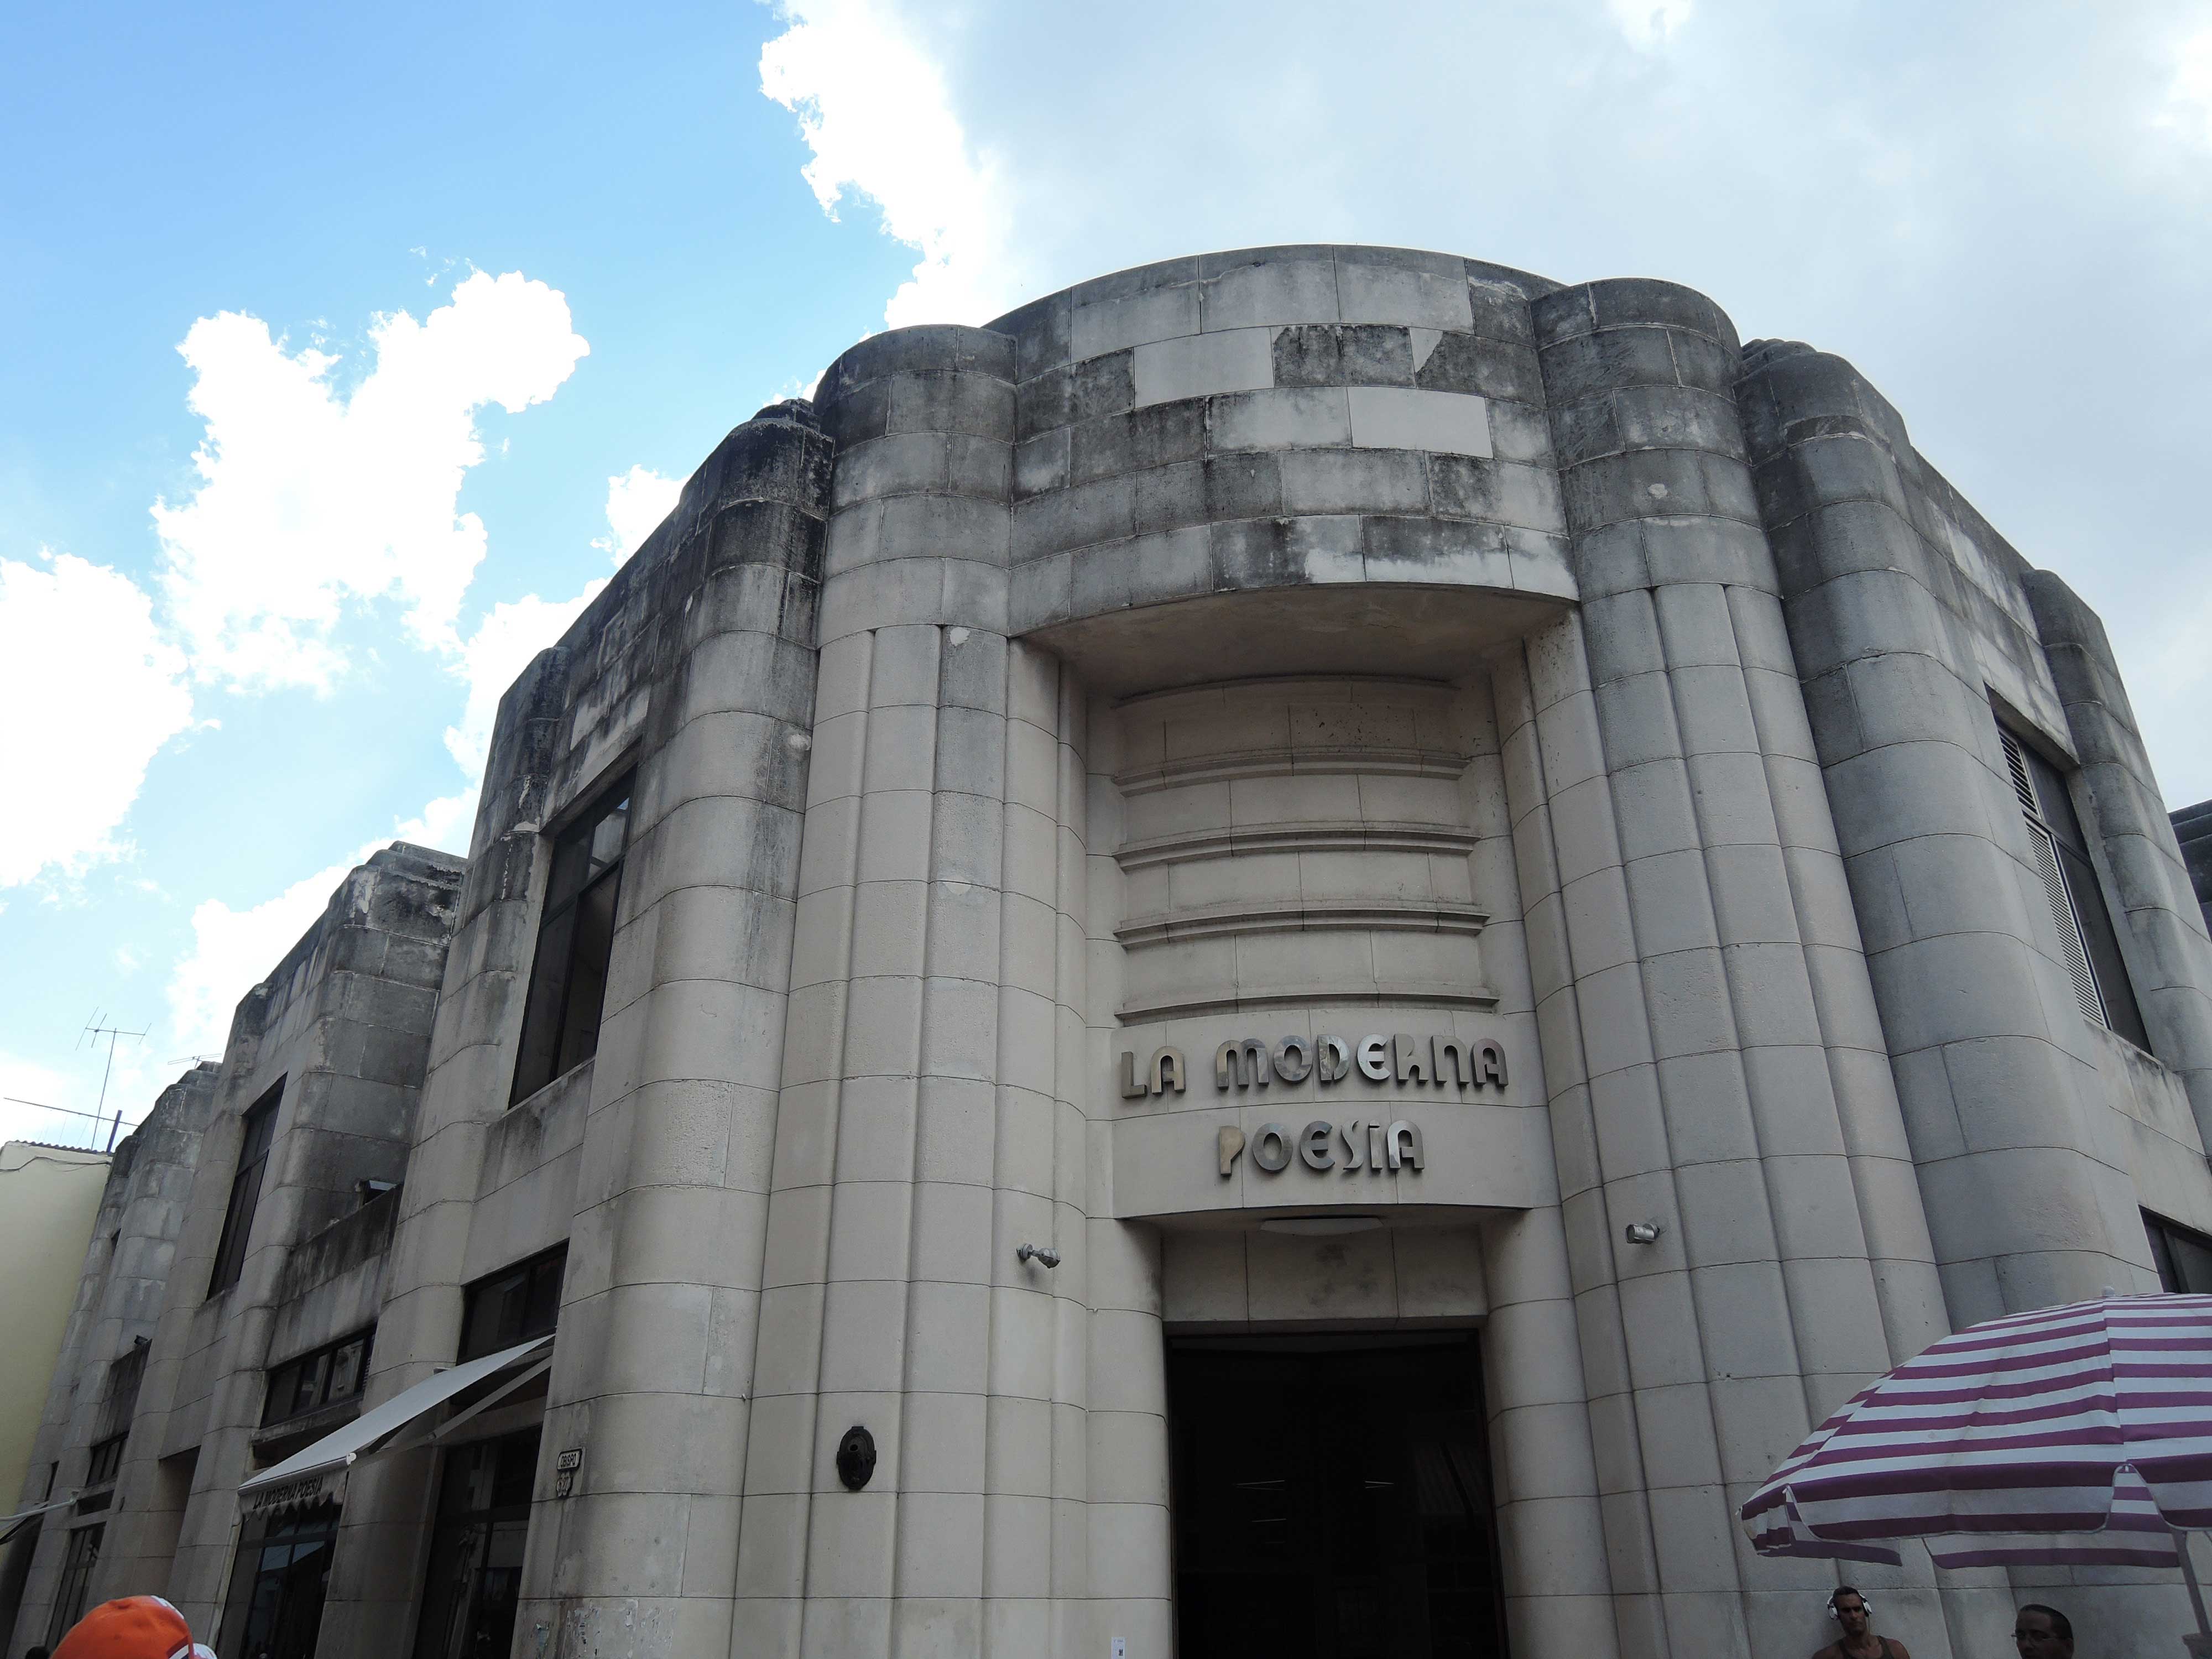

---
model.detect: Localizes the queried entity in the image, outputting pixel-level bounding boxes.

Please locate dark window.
[411,1428,540,1659]
[1999,726,2150,1049]
[2147,1211,2212,1294]
[47,1524,101,1647]
[209,1085,282,1296]
[458,1246,567,1362]
[100,1343,145,1437]
[263,1329,375,1426]
[85,1434,126,1488]
[511,774,633,1104]
[217,1501,337,1659]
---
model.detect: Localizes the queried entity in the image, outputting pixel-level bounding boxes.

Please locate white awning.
[0,1496,72,1543]
[239,1335,554,1498]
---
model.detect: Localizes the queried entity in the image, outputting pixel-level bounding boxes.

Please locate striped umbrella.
[1741,1293,2212,1639]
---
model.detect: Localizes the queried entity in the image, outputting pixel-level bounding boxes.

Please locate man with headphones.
[1812,1585,1912,1659]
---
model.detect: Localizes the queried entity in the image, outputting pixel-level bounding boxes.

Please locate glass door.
[411,1427,540,1659]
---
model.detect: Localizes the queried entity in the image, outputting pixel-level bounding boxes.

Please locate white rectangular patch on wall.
[1132,327,1273,408]
[1347,386,1493,458]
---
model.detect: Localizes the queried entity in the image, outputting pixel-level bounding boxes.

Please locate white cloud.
[153,271,589,691]
[594,465,685,563]
[0,552,194,889]
[167,859,356,1058]
[760,0,1021,326]
[1605,0,1693,49]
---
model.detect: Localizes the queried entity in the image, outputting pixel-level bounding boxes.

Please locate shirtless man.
[1813,1586,1912,1659]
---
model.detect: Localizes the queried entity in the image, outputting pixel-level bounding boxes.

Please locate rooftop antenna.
[79,1010,147,1151]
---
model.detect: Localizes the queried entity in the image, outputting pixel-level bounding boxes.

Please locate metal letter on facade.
[1476,1039,1506,1088]
[1217,1125,1245,1177]
[1357,1036,1391,1083]
[1273,1035,1313,1083]
[1217,1039,1272,1089]
[1251,1124,1291,1172]
[1118,1051,1149,1099]
[1151,1046,1187,1094]
[1433,1037,1468,1087]
[1317,1035,1352,1084]
[1340,1120,1364,1170]
[1385,1121,1425,1172]
[1393,1034,1430,1085]
[1299,1120,1335,1170]
[1368,1123,1385,1172]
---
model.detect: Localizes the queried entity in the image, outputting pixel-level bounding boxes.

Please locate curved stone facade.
[16,247,2212,1659]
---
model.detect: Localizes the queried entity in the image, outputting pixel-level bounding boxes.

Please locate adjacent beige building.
[0,1142,112,1509]
[11,246,2212,1659]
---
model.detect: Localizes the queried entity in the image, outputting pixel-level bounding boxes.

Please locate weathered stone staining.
[13,247,2212,1659]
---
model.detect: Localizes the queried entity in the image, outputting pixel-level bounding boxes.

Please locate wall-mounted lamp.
[785,730,813,754]
[1623,1222,1663,1245]
[1015,1243,1060,1269]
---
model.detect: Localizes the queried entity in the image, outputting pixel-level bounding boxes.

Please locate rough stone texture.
[20,248,2212,1659]
[2177,799,2212,938]
[2,1065,216,1647]
[4,844,465,1651]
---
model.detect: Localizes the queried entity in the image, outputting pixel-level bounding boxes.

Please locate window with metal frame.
[47,1524,101,1647]
[1997,724,2151,1049]
[2146,1209,2212,1295]
[84,1434,126,1488]
[263,1328,375,1426]
[458,1245,567,1362]
[510,773,633,1104]
[209,1084,282,1296]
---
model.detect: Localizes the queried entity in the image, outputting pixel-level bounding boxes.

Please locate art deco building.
[9,246,2212,1659]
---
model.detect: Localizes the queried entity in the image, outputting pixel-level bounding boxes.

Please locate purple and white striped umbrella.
[1741,1293,2212,1569]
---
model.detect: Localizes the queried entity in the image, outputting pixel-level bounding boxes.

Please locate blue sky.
[4,0,2209,1147]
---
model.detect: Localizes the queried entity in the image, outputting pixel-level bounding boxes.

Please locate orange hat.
[51,1596,216,1659]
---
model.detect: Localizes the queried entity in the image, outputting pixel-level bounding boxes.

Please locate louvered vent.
[2000,724,2038,815]
[2000,725,2105,1027]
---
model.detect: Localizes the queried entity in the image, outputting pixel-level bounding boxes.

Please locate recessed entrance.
[1168,1333,1507,1658]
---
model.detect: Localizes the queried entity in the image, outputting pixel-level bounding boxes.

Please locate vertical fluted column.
[1739,343,2147,1321]
[1076,693,1173,1659]
[1530,278,1955,1657]
[732,325,1113,1659]
[2025,572,2212,1137]
[487,410,830,1656]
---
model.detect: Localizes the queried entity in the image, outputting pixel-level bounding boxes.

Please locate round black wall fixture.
[836,1425,877,1490]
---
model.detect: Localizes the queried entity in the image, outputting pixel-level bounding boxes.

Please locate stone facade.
[12,247,2212,1659]
[2176,799,2212,938]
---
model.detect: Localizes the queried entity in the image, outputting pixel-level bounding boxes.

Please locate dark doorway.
[411,1426,540,1659]
[1168,1334,1507,1659]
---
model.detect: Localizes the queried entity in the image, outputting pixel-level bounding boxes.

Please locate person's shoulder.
[1884,1641,1914,1659]
[1809,1643,1844,1659]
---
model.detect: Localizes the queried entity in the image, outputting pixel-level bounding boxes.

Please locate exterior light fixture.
[1015,1243,1060,1268]
[785,730,812,753]
[1624,1222,1662,1245]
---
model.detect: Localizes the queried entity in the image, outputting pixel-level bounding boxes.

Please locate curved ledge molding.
[1117,980,1500,1024]
[1116,899,1489,947]
[1115,745,1472,795]
[1115,821,1480,870]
